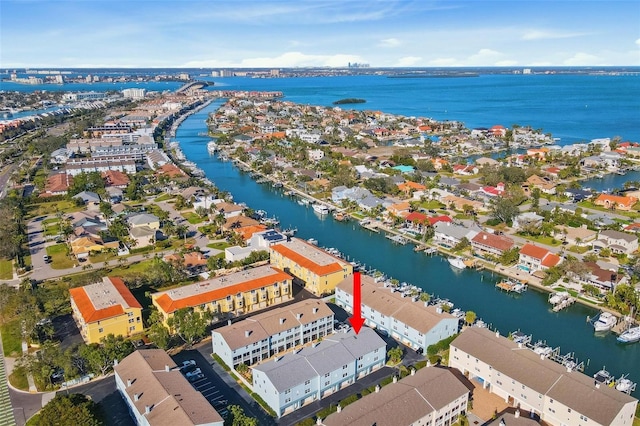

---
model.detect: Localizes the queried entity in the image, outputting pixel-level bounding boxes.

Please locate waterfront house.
[594,229,639,255]
[449,327,638,426]
[221,215,261,232]
[211,299,334,368]
[69,277,142,344]
[322,366,469,426]
[252,327,386,418]
[114,349,224,426]
[151,265,293,326]
[433,221,482,248]
[386,201,411,218]
[214,201,244,219]
[471,231,515,258]
[575,262,622,291]
[269,238,352,296]
[593,194,638,211]
[335,274,459,354]
[517,243,561,274]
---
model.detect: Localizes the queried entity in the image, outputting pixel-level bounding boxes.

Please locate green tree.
[30,394,102,426]
[499,247,520,265]
[166,307,213,346]
[224,405,258,426]
[79,334,134,376]
[489,197,519,225]
[464,311,477,326]
[387,346,403,364]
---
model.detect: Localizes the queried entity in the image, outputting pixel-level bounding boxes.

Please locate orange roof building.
[69,277,142,344]
[518,243,561,273]
[43,173,73,195]
[594,193,638,211]
[102,170,130,188]
[269,238,353,296]
[151,265,293,325]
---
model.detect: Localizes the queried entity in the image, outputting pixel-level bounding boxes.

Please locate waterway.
[175,100,640,395]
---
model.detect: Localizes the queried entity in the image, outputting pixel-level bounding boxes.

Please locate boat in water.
[207,141,218,153]
[593,311,617,332]
[312,204,330,215]
[593,367,614,386]
[617,325,640,343]
[447,256,467,270]
[615,374,637,394]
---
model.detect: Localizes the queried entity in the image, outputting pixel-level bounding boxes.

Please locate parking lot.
[172,349,275,425]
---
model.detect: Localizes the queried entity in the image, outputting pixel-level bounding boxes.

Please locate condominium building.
[151,265,293,325]
[322,366,469,426]
[212,299,334,368]
[335,274,459,353]
[115,349,223,426]
[69,277,143,344]
[269,238,352,296]
[252,327,386,418]
[449,327,638,426]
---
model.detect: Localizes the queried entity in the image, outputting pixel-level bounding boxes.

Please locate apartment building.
[269,238,352,296]
[449,327,637,426]
[322,367,469,426]
[151,265,293,325]
[212,299,334,368]
[69,277,143,344]
[115,349,223,426]
[335,274,459,353]
[252,327,386,418]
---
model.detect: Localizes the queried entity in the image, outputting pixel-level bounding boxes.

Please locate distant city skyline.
[1,0,639,68]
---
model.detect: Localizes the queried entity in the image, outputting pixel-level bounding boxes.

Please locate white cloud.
[395,56,421,66]
[495,60,518,66]
[636,38,640,46]
[522,29,590,41]
[379,38,401,48]
[563,52,603,66]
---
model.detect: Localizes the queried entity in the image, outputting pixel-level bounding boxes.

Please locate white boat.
[593,312,617,332]
[532,342,554,358]
[207,141,218,153]
[548,291,569,305]
[313,204,330,215]
[593,367,614,385]
[615,375,636,394]
[447,256,467,270]
[617,325,640,343]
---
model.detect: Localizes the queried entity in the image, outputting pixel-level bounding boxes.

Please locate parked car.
[43,255,52,263]
[180,359,196,370]
[185,368,204,381]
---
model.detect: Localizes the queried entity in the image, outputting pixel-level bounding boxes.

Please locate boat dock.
[360,221,380,233]
[386,234,407,245]
[496,279,528,294]
[553,297,576,312]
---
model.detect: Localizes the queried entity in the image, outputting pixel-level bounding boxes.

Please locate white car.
[179,360,196,370]
[185,368,204,381]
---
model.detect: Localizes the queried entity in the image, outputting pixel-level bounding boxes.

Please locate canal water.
[176,100,640,395]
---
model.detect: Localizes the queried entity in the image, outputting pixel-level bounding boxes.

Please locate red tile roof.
[541,252,561,268]
[102,170,130,187]
[427,216,452,226]
[69,277,141,323]
[44,173,73,193]
[519,243,550,260]
[471,231,514,252]
[154,268,292,314]
[405,212,428,223]
[270,243,345,277]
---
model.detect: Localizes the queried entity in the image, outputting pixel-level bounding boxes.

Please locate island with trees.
[332,98,366,105]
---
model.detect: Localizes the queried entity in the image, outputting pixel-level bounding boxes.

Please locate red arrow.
[349,271,365,334]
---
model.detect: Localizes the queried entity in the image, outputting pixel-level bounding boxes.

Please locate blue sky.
[1,0,639,68]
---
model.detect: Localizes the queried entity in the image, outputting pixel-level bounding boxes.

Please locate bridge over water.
[176,80,210,93]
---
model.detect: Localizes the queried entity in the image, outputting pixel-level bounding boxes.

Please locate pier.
[496,279,528,294]
[386,234,407,245]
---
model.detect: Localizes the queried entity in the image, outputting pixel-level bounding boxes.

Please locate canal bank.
[174,100,640,396]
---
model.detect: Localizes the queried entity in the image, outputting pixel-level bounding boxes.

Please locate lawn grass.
[517,234,562,246]
[1,320,23,356]
[46,244,76,269]
[207,241,230,250]
[108,259,156,277]
[181,212,205,224]
[88,251,118,264]
[42,217,59,226]
[154,193,175,202]
[8,370,29,391]
[26,200,83,220]
[418,200,446,210]
[43,224,61,237]
[0,259,13,279]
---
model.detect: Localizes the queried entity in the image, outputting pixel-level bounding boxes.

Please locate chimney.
[313,307,319,314]
[411,368,416,376]
[426,360,431,368]
[483,234,487,240]
[134,393,140,402]
[227,319,232,326]
[596,383,601,389]
[113,359,119,366]
[296,313,302,320]
[165,364,171,372]
[316,418,323,425]
[127,379,132,387]
[145,405,151,414]
[518,343,523,348]
[336,405,342,413]
[393,376,398,384]
[567,365,572,373]
[375,384,380,393]
[495,330,500,338]
[515,409,520,419]
[280,318,285,324]
[245,330,251,338]
[540,353,545,360]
